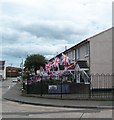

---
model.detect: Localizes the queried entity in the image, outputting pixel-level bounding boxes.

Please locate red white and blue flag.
[53,57,60,71]
[54,57,59,67]
[45,62,51,71]
[61,53,70,65]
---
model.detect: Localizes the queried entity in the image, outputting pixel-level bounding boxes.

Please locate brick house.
[6,66,22,77]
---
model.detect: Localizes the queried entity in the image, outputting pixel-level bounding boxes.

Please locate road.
[1,78,113,119]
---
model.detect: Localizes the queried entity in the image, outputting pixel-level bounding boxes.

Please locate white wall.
[112,27,114,74]
[90,28,112,75]
[89,28,113,88]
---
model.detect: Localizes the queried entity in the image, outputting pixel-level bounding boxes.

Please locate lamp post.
[10,64,12,78]
[40,72,43,96]
[19,57,24,81]
[21,59,23,80]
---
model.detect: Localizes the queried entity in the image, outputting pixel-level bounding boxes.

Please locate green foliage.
[24,54,46,74]
[22,74,29,80]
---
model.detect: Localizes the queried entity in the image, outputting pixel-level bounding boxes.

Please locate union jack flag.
[53,57,60,71]
[61,53,70,65]
[45,62,51,71]
[54,57,59,67]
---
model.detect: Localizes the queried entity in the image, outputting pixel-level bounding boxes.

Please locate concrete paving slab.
[82,109,112,118]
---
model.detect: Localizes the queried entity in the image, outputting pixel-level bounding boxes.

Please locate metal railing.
[23,74,114,100]
[90,74,114,100]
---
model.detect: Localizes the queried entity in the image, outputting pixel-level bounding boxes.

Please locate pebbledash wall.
[89,28,113,89]
[89,28,113,75]
[112,4,114,93]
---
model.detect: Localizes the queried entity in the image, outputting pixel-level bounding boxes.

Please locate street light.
[19,57,24,80]
[10,64,12,78]
[40,71,43,96]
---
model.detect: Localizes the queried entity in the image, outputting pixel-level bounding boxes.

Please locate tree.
[24,54,46,74]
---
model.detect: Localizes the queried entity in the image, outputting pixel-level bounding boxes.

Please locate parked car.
[12,76,21,82]
[17,76,21,82]
[12,79,18,82]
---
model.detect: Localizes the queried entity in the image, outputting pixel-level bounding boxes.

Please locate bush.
[22,74,29,80]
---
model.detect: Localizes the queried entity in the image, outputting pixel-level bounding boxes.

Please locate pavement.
[2,82,114,109]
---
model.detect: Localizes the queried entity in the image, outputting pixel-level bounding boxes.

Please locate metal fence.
[90,74,114,100]
[23,74,114,100]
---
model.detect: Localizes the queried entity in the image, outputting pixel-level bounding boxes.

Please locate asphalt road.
[1,78,113,119]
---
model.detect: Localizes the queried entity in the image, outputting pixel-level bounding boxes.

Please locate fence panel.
[90,74,113,100]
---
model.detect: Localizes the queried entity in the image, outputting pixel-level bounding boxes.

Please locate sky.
[0,0,113,67]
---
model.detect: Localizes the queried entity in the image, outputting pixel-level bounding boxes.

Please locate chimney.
[65,46,67,51]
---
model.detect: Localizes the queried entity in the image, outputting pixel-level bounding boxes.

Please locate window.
[68,52,71,59]
[85,44,89,57]
[72,50,75,60]
[76,48,80,60]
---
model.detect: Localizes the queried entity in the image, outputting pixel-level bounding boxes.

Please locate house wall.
[90,28,112,75]
[67,50,75,63]
[77,42,90,66]
[64,42,90,83]
[112,27,114,74]
[3,66,6,79]
[65,42,90,66]
[6,67,22,77]
[0,61,6,79]
[0,68,6,79]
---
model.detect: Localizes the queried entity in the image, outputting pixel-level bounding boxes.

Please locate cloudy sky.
[1,0,113,67]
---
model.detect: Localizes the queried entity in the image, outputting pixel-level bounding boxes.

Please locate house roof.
[49,27,113,61]
[6,66,22,70]
[61,27,113,54]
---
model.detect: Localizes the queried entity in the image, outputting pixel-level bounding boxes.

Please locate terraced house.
[51,27,113,89]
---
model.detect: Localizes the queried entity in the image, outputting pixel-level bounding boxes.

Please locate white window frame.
[76,48,80,60]
[85,44,89,57]
[72,50,75,60]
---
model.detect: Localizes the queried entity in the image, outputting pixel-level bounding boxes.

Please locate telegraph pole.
[19,57,24,81]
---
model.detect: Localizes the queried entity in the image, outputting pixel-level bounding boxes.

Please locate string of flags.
[45,53,71,72]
